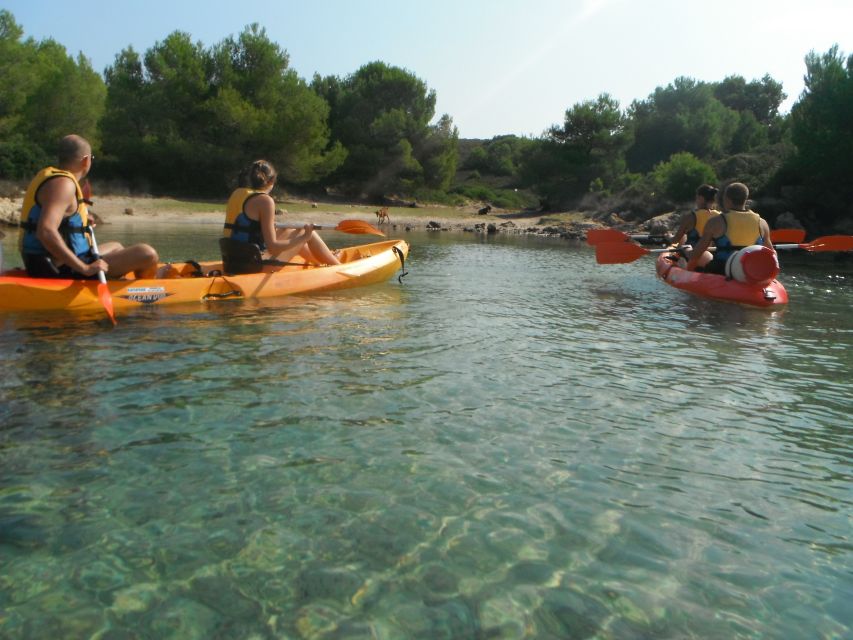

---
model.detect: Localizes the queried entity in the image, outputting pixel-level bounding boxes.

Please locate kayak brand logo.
[120,286,172,304]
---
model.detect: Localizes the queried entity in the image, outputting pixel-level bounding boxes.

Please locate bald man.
[20,135,158,279]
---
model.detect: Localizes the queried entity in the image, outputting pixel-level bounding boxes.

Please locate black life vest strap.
[20,220,88,233]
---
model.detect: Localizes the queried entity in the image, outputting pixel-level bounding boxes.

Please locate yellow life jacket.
[19,167,91,256]
[223,188,266,245]
[693,208,719,236]
[720,210,762,248]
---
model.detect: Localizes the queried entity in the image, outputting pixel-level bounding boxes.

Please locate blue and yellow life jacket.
[19,167,92,258]
[713,210,763,262]
[223,188,266,250]
[686,208,720,245]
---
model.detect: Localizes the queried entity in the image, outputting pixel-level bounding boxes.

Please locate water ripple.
[1,233,851,638]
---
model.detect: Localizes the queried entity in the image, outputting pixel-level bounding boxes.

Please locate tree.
[789,45,853,227]
[322,61,458,199]
[714,74,786,125]
[521,94,630,208]
[101,33,211,192]
[207,24,345,185]
[626,77,739,172]
[462,135,533,178]
[102,25,344,195]
[0,10,105,178]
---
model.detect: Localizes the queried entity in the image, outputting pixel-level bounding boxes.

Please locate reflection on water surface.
[1,229,851,638]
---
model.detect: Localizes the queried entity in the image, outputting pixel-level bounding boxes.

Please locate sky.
[5,0,853,139]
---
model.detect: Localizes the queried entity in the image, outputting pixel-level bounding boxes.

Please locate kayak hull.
[655,252,788,307]
[0,239,409,314]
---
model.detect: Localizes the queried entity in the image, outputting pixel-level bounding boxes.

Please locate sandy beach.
[1,193,604,238]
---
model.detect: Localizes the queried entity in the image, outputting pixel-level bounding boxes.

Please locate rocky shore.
[0,194,677,241]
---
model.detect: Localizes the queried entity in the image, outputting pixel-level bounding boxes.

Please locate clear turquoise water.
[1,227,852,639]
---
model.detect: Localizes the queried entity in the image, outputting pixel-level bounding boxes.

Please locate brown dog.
[375,207,390,224]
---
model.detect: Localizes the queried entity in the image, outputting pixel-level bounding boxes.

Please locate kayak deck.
[655,251,788,307]
[0,239,409,313]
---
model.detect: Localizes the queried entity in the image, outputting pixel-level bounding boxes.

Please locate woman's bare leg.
[305,231,340,265]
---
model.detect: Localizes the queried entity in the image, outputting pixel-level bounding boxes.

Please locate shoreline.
[1,194,619,240]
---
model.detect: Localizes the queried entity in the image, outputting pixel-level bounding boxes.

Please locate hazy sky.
[5,0,852,139]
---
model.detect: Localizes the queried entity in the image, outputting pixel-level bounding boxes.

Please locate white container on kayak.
[725,245,780,285]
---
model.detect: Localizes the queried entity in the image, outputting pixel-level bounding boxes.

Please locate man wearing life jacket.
[222,159,340,270]
[19,134,158,279]
[687,182,774,274]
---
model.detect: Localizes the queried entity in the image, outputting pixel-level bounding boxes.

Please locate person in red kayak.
[19,134,159,279]
[686,182,774,274]
[222,159,340,269]
[668,184,720,269]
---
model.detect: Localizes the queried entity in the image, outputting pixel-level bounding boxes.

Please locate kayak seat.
[22,254,61,277]
[219,237,289,275]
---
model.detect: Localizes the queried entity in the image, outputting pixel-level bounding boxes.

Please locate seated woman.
[221,160,340,273]
[669,183,719,269]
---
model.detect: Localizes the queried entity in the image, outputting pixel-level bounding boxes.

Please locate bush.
[0,137,49,180]
[652,152,717,202]
[450,184,537,209]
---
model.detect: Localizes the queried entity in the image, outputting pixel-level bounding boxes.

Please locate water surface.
[1,228,851,638]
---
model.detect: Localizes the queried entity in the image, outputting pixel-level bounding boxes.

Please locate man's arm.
[760,219,775,252]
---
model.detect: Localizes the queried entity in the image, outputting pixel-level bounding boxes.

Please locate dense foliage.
[0,11,104,179]
[1,9,851,230]
[788,46,853,227]
[521,93,631,208]
[99,25,343,194]
[313,62,458,199]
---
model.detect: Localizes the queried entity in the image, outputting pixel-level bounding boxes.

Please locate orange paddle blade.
[97,280,117,326]
[770,228,806,243]
[334,220,385,236]
[802,235,853,252]
[594,242,650,264]
[586,228,629,246]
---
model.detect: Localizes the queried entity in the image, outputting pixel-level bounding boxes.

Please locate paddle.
[586,228,668,246]
[769,228,807,243]
[87,226,117,325]
[594,242,678,264]
[275,219,385,236]
[79,180,116,325]
[595,235,853,265]
[590,227,809,247]
[774,235,853,252]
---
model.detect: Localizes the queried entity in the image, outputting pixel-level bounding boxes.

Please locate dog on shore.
[375,207,390,224]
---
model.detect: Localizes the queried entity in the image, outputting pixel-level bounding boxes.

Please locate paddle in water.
[595,235,853,265]
[276,219,385,236]
[87,226,117,325]
[80,180,116,325]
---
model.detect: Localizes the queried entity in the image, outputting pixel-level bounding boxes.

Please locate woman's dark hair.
[242,160,277,189]
[695,184,718,202]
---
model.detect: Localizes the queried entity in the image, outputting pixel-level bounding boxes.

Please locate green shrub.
[652,152,718,202]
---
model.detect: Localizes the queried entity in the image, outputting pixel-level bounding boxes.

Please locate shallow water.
[1,227,852,639]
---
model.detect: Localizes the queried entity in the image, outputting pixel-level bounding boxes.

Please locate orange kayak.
[0,239,409,314]
[655,251,788,307]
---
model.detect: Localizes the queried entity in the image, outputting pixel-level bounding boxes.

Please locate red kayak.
[655,251,788,308]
